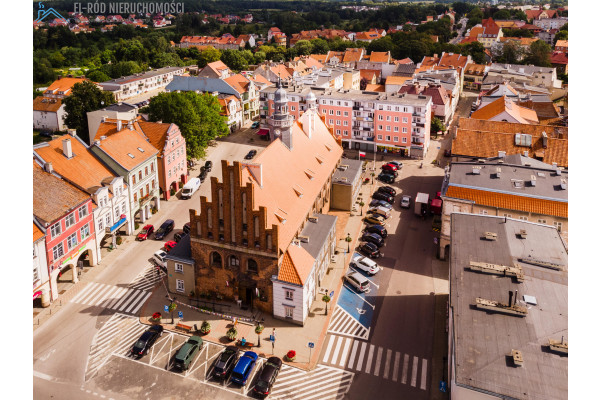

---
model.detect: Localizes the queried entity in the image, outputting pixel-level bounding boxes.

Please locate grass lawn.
[33,130,52,145]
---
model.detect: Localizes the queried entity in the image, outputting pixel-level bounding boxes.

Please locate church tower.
[267,80,294,149]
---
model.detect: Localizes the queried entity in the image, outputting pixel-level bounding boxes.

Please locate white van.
[368,206,391,219]
[181,178,201,199]
[344,271,371,293]
[153,250,167,271]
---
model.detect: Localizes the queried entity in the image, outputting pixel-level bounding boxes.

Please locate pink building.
[33,162,97,303]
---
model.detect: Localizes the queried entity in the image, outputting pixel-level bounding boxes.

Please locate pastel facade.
[99,67,186,101]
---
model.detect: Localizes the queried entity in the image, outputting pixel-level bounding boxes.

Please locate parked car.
[253,356,283,397]
[204,160,213,172]
[154,219,175,240]
[245,149,257,160]
[153,250,167,271]
[444,149,451,157]
[231,351,258,386]
[183,222,191,234]
[213,346,239,379]
[378,173,395,184]
[381,163,398,172]
[361,232,384,248]
[365,224,387,238]
[351,255,380,275]
[164,240,177,253]
[400,195,411,209]
[131,325,163,357]
[358,242,382,259]
[174,336,203,371]
[369,199,392,210]
[137,224,154,241]
[388,161,403,169]
[251,121,260,129]
[373,191,394,204]
[173,231,186,243]
[378,186,397,196]
[364,215,385,225]
[344,271,371,293]
[199,169,208,182]
[367,207,390,219]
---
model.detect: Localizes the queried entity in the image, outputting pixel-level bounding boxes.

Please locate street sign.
[308,342,314,349]
[439,381,447,393]
[178,311,183,319]
[164,305,169,312]
[329,291,335,299]
[270,335,275,342]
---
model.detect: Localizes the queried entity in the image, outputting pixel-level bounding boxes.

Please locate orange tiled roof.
[33,97,63,112]
[369,52,390,63]
[93,128,158,171]
[420,56,440,68]
[467,26,484,38]
[394,58,414,65]
[343,48,364,63]
[204,60,230,76]
[224,73,251,94]
[309,54,327,63]
[386,76,411,86]
[279,251,302,285]
[137,121,173,154]
[439,53,470,70]
[445,186,567,218]
[279,244,315,285]
[365,84,385,92]
[471,96,539,124]
[33,223,44,242]
[555,40,568,48]
[249,74,273,87]
[464,63,487,76]
[34,134,119,194]
[44,77,87,96]
[500,37,539,46]
[360,69,380,82]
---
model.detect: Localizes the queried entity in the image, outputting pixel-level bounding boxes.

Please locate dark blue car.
[231,351,258,386]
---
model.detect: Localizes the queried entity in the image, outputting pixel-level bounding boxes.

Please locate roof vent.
[523,150,529,157]
[101,135,107,141]
[472,167,481,175]
[43,162,53,174]
[308,216,319,223]
[530,175,536,186]
[498,150,506,158]
[511,349,524,367]
[542,131,548,148]
[555,169,562,176]
[518,229,527,239]
[483,232,497,241]
[298,235,310,243]
[495,167,501,178]
[560,179,567,190]
[127,153,135,158]
[477,159,486,163]
[137,147,145,153]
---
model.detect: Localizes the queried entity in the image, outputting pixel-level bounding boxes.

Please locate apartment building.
[99,66,187,101]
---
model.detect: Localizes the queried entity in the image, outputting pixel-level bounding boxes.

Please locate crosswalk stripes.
[327,306,370,340]
[128,264,166,291]
[70,282,152,315]
[319,334,428,391]
[269,364,354,400]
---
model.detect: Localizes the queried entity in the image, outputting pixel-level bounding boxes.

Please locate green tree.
[294,40,313,56]
[310,38,329,54]
[496,40,524,64]
[63,81,115,143]
[150,52,183,68]
[86,70,111,83]
[452,2,472,18]
[146,92,229,158]
[525,40,552,67]
[33,58,56,84]
[493,10,511,20]
[430,117,446,136]
[221,50,248,71]
[197,46,222,67]
[554,30,568,44]
[115,39,148,63]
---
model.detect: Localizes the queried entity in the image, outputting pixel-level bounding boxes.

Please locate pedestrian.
[241,337,247,347]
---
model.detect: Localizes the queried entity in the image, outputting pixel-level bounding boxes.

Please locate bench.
[236,340,255,348]
[175,322,193,333]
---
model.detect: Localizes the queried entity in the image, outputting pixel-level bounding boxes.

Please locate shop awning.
[109,216,127,233]
[256,129,269,136]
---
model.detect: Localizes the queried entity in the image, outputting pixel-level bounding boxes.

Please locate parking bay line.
[342,283,376,310]
[348,266,380,289]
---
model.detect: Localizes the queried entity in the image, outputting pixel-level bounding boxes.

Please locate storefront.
[376,145,410,157]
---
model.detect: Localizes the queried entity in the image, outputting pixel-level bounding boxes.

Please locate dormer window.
[137,147,144,153]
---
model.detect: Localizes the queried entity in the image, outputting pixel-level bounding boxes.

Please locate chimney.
[62,138,73,159]
[116,120,123,131]
[94,140,101,146]
[68,129,77,137]
[508,291,513,307]
[43,162,53,174]
[127,120,133,130]
[523,150,529,157]
[101,116,107,123]
[542,131,548,148]
[498,150,506,158]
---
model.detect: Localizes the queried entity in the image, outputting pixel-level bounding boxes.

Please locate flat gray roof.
[332,158,362,185]
[450,213,567,400]
[101,66,185,86]
[299,213,337,259]
[446,159,567,203]
[103,103,137,112]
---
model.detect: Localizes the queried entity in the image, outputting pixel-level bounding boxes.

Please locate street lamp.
[166,295,177,324]
[256,318,264,347]
[345,233,352,253]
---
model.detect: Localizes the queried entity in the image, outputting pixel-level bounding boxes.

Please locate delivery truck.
[415,192,429,216]
[181,178,201,199]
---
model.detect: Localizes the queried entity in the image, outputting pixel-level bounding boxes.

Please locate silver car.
[400,195,411,209]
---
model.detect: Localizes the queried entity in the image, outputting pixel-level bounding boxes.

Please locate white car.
[350,255,380,275]
[153,250,167,271]
[400,195,411,209]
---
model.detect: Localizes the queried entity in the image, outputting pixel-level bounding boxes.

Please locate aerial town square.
[21,0,583,399]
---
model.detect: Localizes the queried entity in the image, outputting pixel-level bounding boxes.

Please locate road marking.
[383,348,392,379]
[348,266,380,289]
[112,289,139,311]
[364,344,375,374]
[124,291,151,313]
[373,346,383,376]
[355,341,367,372]
[420,358,428,390]
[392,351,400,382]
[322,335,335,364]
[411,356,419,387]
[338,337,352,367]
[327,307,370,340]
[93,285,120,306]
[102,287,128,309]
[401,354,409,384]
[342,283,376,310]
[346,340,359,370]
[71,282,99,304]
[33,370,57,382]
[130,291,152,314]
[85,284,112,306]
[330,336,344,365]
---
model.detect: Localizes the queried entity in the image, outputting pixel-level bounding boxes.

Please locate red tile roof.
[33,97,63,112]
[44,77,87,97]
[33,223,44,243]
[92,128,158,171]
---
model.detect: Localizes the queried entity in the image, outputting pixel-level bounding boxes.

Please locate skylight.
[138,147,145,153]
[127,153,135,158]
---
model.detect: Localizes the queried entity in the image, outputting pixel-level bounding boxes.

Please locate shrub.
[286,350,296,361]
[226,326,238,341]
[200,321,211,334]
[116,236,123,245]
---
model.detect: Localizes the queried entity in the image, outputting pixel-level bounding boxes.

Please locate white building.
[533,17,568,30]
[86,103,139,145]
[33,97,67,132]
[33,221,51,308]
[99,66,187,101]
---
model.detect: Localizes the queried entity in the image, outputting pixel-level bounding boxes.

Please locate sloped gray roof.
[165,76,241,99]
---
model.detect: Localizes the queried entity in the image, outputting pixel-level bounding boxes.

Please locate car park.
[378,173,395,184]
[373,191,394,204]
[153,250,167,271]
[174,336,203,371]
[137,224,154,241]
[361,232,384,248]
[164,240,177,253]
[351,255,380,275]
[388,161,403,169]
[369,199,392,210]
[231,351,258,386]
[154,219,175,240]
[213,346,239,379]
[131,325,163,357]
[253,356,283,398]
[378,186,397,196]
[344,271,371,293]
[400,195,411,209]
[364,215,385,225]
[204,160,213,172]
[358,242,382,258]
[173,231,186,243]
[365,224,387,238]
[245,149,257,160]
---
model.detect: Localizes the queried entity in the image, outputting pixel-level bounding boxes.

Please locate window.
[81,224,90,240]
[121,203,126,214]
[377,135,383,140]
[343,121,348,126]
[329,119,334,125]
[538,219,547,224]
[168,170,172,178]
[344,130,349,136]
[247,259,258,274]
[211,252,222,267]
[336,129,341,135]
[386,135,391,141]
[67,232,78,250]
[98,218,104,231]
[285,290,294,301]
[151,163,154,172]
[284,306,293,318]
[229,255,239,267]
[133,193,137,202]
[138,171,142,181]
[378,125,383,130]
[343,111,348,116]
[33,266,39,282]
[479,210,488,215]
[519,216,528,221]
[336,110,341,116]
[386,116,391,121]
[402,137,407,144]
[175,263,183,273]
[50,222,61,238]
[291,106,295,111]
[553,221,562,232]
[403,117,408,123]
[152,180,155,190]
[52,243,64,260]
[176,279,185,293]
[386,126,391,131]
[132,175,136,185]
[105,214,111,226]
[503,214,512,218]
[402,127,407,133]
[394,127,399,132]
[378,115,383,121]
[146,184,149,195]
[394,137,399,142]
[65,213,75,228]
[329,109,334,115]
[78,205,88,219]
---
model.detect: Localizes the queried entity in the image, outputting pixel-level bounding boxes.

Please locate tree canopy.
[63,81,115,143]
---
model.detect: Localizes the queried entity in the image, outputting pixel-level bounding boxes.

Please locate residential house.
[184,96,342,325]
[218,95,244,132]
[253,61,293,84]
[537,28,559,45]
[411,68,461,114]
[198,60,232,79]
[436,53,472,93]
[360,70,379,86]
[525,7,558,20]
[289,29,351,46]
[477,18,503,48]
[365,84,385,92]
[86,103,139,144]
[451,118,568,168]
[550,52,568,75]
[330,159,363,211]
[533,17,568,30]
[225,74,260,121]
[179,36,246,50]
[268,27,287,46]
[471,96,539,124]
[487,63,561,89]
[99,66,187,101]
[89,126,160,224]
[33,162,98,302]
[448,213,567,400]
[237,34,256,48]
[555,40,568,53]
[356,51,396,79]
[399,82,453,125]
[354,29,384,43]
[33,221,50,307]
[463,63,489,91]
[165,234,195,296]
[33,77,88,132]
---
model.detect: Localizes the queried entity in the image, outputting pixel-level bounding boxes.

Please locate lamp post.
[166,295,177,324]
[323,294,331,316]
[345,233,352,253]
[256,318,264,347]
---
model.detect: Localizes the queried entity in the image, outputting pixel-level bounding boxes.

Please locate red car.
[164,241,177,252]
[137,225,154,241]
[381,163,398,172]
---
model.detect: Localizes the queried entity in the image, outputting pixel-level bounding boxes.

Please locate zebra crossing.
[85,313,147,381]
[70,282,152,315]
[320,334,428,391]
[128,264,166,291]
[327,305,370,340]
[269,364,354,400]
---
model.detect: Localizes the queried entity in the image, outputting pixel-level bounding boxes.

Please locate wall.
[167,258,195,296]
[272,280,306,325]
[160,126,188,199]
[33,106,66,132]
